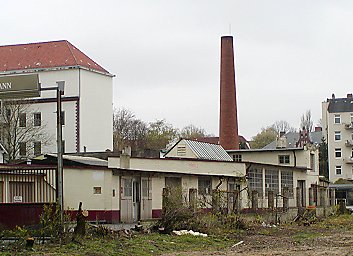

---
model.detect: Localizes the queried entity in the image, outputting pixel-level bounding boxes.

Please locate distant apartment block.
[0,40,114,157]
[322,93,353,182]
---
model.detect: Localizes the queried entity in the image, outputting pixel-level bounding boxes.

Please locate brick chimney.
[219,36,239,150]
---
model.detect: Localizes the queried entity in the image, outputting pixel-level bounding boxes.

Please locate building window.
[177,146,186,156]
[19,113,26,127]
[334,131,341,141]
[310,154,315,172]
[335,166,342,175]
[265,169,279,196]
[34,113,41,126]
[233,154,242,162]
[61,111,65,125]
[351,148,353,158]
[198,177,212,195]
[93,187,102,194]
[123,178,132,197]
[247,168,263,197]
[19,142,26,156]
[281,170,293,198]
[334,114,341,124]
[351,114,353,125]
[335,148,342,158]
[278,155,290,164]
[34,141,41,156]
[351,132,353,141]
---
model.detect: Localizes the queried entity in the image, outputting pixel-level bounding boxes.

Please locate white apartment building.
[0,40,114,157]
[322,93,353,182]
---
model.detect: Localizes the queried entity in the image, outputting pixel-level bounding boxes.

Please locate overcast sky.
[2,1,353,139]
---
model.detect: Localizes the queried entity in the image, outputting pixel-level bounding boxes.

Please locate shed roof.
[0,40,111,75]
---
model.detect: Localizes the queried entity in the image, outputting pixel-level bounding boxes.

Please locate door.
[120,177,133,223]
[140,177,152,220]
[132,178,140,222]
[297,180,306,207]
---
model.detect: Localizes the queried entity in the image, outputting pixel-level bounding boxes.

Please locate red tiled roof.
[0,40,110,74]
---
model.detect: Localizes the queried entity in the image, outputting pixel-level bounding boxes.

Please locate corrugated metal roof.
[183,139,233,161]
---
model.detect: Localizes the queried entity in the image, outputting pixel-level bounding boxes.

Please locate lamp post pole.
[56,81,65,223]
[40,81,65,224]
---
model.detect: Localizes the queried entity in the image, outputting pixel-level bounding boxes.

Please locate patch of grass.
[292,231,321,242]
[0,233,235,256]
[315,214,353,230]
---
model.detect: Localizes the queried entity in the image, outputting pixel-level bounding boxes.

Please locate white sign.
[13,195,23,202]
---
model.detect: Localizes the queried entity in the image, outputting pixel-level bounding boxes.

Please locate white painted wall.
[63,167,119,211]
[79,69,113,152]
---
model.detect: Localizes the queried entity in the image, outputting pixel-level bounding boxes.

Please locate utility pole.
[56,81,65,223]
[40,81,65,224]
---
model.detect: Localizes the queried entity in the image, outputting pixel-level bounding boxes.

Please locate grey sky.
[2,1,353,139]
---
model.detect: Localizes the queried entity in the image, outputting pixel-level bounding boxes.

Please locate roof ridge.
[64,40,79,65]
[0,40,67,48]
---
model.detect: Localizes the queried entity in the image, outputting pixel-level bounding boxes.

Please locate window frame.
[335,165,342,175]
[33,112,41,127]
[34,141,41,156]
[247,168,263,197]
[198,176,212,195]
[19,142,26,156]
[334,114,341,124]
[334,131,341,141]
[278,155,290,164]
[19,113,26,128]
[335,148,342,158]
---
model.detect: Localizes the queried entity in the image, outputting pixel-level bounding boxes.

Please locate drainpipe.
[292,150,297,167]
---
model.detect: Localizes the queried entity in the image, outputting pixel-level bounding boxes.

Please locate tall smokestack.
[219,36,239,150]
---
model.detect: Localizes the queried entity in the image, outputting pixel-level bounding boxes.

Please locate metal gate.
[0,166,57,228]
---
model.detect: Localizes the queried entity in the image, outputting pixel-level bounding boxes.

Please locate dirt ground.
[164,218,353,256]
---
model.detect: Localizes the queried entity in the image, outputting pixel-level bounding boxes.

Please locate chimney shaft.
[219,36,239,150]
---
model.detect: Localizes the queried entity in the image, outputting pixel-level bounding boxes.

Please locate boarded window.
[198,177,212,195]
[281,170,293,198]
[247,168,263,197]
[9,181,34,203]
[265,169,279,196]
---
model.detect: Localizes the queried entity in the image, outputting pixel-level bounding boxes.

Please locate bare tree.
[271,120,296,134]
[0,100,53,162]
[300,110,313,132]
[180,124,207,139]
[113,108,148,151]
